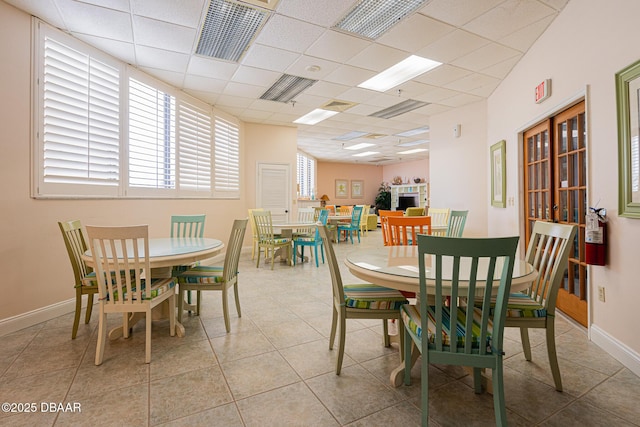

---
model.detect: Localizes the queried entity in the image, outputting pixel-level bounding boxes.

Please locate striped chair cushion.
[400,304,492,349]
[343,284,408,310]
[294,236,318,242]
[81,270,133,287]
[175,265,225,284]
[109,278,175,301]
[475,293,547,318]
[260,238,290,244]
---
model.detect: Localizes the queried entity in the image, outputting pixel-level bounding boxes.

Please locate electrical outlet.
[598,286,605,302]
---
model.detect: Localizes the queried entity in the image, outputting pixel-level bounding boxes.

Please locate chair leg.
[382,319,390,347]
[85,292,94,324]
[177,288,184,323]
[336,312,346,375]
[329,305,338,350]
[168,295,176,338]
[234,283,242,318]
[314,245,319,267]
[520,327,532,361]
[72,289,82,339]
[420,340,429,427]
[95,307,107,366]
[472,367,482,393]
[222,287,230,333]
[196,290,202,316]
[145,309,152,363]
[546,321,563,391]
[492,359,508,426]
[404,328,413,386]
[255,245,261,268]
[320,244,325,265]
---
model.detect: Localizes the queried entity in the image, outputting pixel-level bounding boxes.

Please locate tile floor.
[1,229,640,426]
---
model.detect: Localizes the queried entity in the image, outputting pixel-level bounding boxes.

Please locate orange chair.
[387,216,432,246]
[378,210,404,246]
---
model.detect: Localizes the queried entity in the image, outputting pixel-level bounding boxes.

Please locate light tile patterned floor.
[1,229,639,426]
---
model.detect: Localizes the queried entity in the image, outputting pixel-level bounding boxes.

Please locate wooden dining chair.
[318,225,408,375]
[402,234,519,426]
[387,215,432,246]
[247,208,264,260]
[378,210,404,246]
[337,205,363,243]
[58,220,98,339]
[170,214,206,308]
[446,210,468,237]
[293,209,328,267]
[253,210,292,269]
[86,224,176,364]
[499,221,576,391]
[175,219,248,332]
[427,207,451,236]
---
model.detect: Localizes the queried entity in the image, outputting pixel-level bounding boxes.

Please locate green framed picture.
[616,59,640,218]
[490,140,506,208]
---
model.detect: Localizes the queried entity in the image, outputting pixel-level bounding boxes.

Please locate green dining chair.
[446,210,468,237]
[58,220,98,339]
[337,205,363,244]
[318,224,408,375]
[175,219,248,332]
[293,209,329,267]
[401,234,519,426]
[170,214,206,308]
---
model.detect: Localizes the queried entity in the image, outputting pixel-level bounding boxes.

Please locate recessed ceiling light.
[334,0,428,40]
[333,131,368,141]
[395,126,430,137]
[305,65,321,72]
[398,148,429,154]
[352,151,380,157]
[293,109,339,125]
[397,139,428,147]
[358,55,442,92]
[345,143,375,150]
[369,99,429,119]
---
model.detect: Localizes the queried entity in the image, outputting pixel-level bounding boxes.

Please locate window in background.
[297,152,316,198]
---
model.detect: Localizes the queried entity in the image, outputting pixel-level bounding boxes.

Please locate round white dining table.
[83,237,224,338]
[344,245,538,388]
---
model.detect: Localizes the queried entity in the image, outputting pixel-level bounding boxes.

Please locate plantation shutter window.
[178,100,212,194]
[213,117,240,198]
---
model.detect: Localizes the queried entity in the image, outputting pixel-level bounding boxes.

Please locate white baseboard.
[0,298,76,337]
[590,324,640,378]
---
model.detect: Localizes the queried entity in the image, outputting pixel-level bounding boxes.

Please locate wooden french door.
[523,101,588,327]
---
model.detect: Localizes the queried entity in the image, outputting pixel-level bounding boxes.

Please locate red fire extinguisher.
[585,207,607,266]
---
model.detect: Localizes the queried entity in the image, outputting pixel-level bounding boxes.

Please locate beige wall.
[0,2,297,325]
[317,162,382,207]
[485,0,640,359]
[429,101,489,237]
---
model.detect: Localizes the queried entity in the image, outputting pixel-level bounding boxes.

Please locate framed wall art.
[335,179,348,199]
[490,140,506,208]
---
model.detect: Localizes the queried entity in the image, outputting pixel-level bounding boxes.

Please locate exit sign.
[535,79,551,103]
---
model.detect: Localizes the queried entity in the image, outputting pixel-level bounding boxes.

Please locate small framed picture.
[490,139,506,208]
[351,180,364,198]
[335,179,348,199]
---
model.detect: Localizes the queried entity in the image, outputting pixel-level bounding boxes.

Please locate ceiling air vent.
[238,0,280,10]
[321,99,357,112]
[196,0,269,62]
[260,74,318,103]
[334,0,428,40]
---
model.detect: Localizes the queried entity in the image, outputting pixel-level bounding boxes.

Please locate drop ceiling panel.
[420,0,504,27]
[498,15,555,52]
[57,0,134,42]
[131,0,205,28]
[223,82,267,98]
[74,34,136,65]
[230,65,282,86]
[377,13,455,52]
[444,73,500,93]
[242,43,300,72]
[418,65,472,86]
[285,55,341,80]
[183,75,227,92]
[303,81,350,99]
[463,0,556,40]
[254,14,325,53]
[324,64,376,87]
[187,56,239,80]
[416,29,490,64]
[132,16,197,54]
[276,0,355,27]
[305,30,371,64]
[347,43,410,73]
[135,45,190,72]
[451,43,521,72]
[480,55,522,79]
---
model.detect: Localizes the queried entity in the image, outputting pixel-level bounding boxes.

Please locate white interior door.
[257,162,291,223]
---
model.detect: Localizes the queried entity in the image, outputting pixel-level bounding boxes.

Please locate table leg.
[390,341,420,387]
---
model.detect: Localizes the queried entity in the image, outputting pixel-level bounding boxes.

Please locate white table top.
[344,245,536,296]
[83,237,224,269]
[272,222,317,230]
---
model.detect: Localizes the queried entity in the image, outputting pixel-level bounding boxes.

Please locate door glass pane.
[580,150,586,186]
[528,165,534,190]
[580,113,586,148]
[528,136,534,162]
[536,134,542,160]
[542,161,548,188]
[571,153,579,186]
[537,193,543,218]
[571,117,579,150]
[562,270,569,291]
[542,130,549,158]
[560,191,568,221]
[572,190,579,222]
[529,193,535,217]
[559,122,567,153]
[559,156,568,187]
[572,264,581,297]
[542,192,549,220]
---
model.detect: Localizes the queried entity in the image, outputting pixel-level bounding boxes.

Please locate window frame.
[32,19,240,200]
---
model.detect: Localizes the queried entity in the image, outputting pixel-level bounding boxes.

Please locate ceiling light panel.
[369,99,429,119]
[352,151,380,157]
[196,0,269,62]
[293,109,339,125]
[398,148,429,154]
[333,131,368,141]
[345,143,375,150]
[334,0,428,40]
[260,74,318,102]
[397,139,428,147]
[358,55,442,92]
[395,126,430,137]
